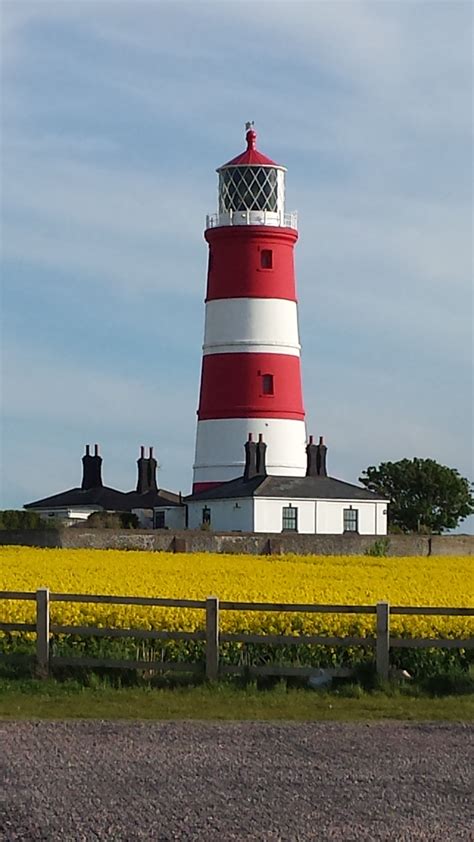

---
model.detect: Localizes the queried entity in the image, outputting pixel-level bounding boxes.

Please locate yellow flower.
[0,547,472,640]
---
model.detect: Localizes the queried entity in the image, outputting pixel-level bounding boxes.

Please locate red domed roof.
[218,125,279,169]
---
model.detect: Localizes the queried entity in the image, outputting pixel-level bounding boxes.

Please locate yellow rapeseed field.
[1,547,473,640]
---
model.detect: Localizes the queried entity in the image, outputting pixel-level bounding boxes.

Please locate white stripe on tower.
[203,298,301,356]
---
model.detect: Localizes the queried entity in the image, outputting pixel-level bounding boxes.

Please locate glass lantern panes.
[219,166,279,213]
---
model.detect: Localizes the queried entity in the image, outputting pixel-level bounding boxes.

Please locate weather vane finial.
[245,120,254,131]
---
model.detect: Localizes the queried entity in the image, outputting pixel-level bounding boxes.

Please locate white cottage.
[154,436,389,535]
[185,474,387,535]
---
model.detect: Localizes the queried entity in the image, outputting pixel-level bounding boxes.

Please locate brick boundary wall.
[0,529,473,555]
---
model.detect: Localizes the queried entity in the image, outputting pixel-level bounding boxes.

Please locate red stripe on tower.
[198,354,304,421]
[193,124,307,492]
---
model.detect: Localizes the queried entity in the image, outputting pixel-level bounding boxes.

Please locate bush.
[0,510,55,530]
[86,511,139,529]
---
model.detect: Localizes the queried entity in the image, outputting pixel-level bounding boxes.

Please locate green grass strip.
[0,679,473,721]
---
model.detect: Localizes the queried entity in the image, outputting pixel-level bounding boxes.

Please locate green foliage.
[359,458,474,533]
[0,510,55,530]
[364,538,390,557]
[86,511,139,529]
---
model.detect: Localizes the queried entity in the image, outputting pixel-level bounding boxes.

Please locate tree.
[0,510,55,530]
[359,458,474,534]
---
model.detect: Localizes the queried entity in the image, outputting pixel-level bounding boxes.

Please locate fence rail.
[1,589,472,682]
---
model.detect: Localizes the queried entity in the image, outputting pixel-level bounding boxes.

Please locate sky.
[1,0,473,529]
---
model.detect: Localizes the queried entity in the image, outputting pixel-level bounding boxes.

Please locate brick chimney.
[256,433,267,477]
[243,433,258,481]
[305,435,319,477]
[316,436,328,477]
[147,446,158,492]
[81,444,103,490]
[136,446,148,493]
[136,446,159,494]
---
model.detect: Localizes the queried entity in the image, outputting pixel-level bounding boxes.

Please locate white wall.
[35,507,100,524]
[187,498,254,532]
[376,502,388,535]
[152,506,186,530]
[186,496,388,534]
[315,501,388,535]
[254,498,315,533]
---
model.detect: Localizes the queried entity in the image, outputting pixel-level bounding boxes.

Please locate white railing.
[206,210,298,230]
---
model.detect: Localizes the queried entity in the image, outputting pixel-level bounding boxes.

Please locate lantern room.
[206,122,297,229]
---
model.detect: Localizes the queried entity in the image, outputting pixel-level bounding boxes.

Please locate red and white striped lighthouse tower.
[193,124,307,493]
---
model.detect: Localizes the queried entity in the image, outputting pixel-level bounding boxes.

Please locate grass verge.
[0,679,473,721]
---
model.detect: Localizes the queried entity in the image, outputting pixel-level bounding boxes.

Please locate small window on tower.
[261,249,273,269]
[262,374,274,395]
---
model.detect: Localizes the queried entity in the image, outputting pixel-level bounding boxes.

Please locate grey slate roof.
[186,474,387,502]
[25,486,182,511]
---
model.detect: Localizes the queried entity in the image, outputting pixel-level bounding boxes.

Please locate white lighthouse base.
[193,418,307,488]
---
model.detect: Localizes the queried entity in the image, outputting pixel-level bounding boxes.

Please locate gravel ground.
[0,721,472,841]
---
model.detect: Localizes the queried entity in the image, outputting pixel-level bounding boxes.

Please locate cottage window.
[282,505,298,532]
[202,506,211,526]
[343,508,358,532]
[154,511,166,529]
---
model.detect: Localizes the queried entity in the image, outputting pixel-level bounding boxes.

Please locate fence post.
[206,596,219,681]
[376,601,390,681]
[36,588,50,679]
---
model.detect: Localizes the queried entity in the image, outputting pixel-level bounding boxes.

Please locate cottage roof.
[186,474,388,502]
[25,486,182,512]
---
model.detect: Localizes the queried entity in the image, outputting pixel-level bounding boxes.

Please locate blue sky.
[1,1,472,529]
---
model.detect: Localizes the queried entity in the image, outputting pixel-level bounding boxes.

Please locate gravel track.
[0,721,472,841]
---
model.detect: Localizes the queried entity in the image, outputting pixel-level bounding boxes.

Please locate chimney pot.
[85,444,90,456]
[140,445,145,458]
[94,444,99,456]
[149,446,154,458]
[258,433,263,442]
[309,435,314,445]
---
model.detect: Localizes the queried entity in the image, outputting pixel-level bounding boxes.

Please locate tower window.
[261,249,273,269]
[282,505,298,532]
[343,508,358,532]
[262,374,274,395]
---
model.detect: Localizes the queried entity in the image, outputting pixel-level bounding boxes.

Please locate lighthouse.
[193,123,307,492]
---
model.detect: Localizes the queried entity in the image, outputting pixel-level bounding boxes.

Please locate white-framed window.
[282,505,298,532]
[343,508,358,532]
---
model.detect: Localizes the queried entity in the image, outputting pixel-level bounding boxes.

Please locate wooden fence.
[1,589,473,682]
